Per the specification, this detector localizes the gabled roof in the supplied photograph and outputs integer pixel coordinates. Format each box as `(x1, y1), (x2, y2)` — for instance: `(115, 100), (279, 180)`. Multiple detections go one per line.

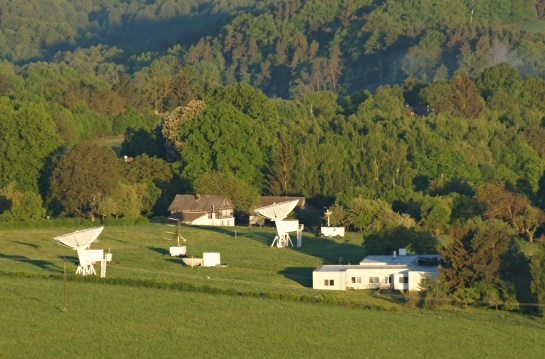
(256, 196), (305, 208)
(168, 194), (234, 212)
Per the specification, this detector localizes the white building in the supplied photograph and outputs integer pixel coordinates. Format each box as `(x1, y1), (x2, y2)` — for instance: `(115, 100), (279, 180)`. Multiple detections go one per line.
(168, 194), (235, 226)
(313, 249), (440, 291)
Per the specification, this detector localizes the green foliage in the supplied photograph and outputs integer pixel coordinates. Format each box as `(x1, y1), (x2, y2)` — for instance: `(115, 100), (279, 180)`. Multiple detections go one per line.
(325, 203), (348, 227)
(178, 101), (266, 190)
(0, 98), (62, 192)
(530, 241), (545, 315)
(413, 146), (481, 184)
(193, 171), (259, 213)
(121, 128), (163, 158)
(364, 226), (438, 255)
(439, 218), (524, 303)
(0, 183), (45, 221)
(418, 277), (450, 310)
(419, 196), (452, 234)
(453, 287), (480, 308)
(48, 141), (122, 219)
(113, 106), (144, 135)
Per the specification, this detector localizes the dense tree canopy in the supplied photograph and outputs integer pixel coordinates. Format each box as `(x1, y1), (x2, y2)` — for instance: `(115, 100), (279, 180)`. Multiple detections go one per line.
(0, 98), (61, 192)
(48, 142), (122, 220)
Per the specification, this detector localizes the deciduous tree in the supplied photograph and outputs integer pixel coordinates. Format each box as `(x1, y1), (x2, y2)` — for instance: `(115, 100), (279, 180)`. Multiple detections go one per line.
(48, 141), (122, 220)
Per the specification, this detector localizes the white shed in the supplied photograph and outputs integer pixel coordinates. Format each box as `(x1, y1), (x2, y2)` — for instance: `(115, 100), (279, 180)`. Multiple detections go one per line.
(203, 252), (221, 267)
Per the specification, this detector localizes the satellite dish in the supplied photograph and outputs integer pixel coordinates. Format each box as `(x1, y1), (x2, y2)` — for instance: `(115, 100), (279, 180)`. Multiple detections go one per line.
(53, 227), (107, 276)
(253, 199), (299, 248)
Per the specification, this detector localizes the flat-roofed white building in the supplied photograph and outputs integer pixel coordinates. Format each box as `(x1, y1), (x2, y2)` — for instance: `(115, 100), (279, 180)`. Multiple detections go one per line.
(313, 249), (440, 291)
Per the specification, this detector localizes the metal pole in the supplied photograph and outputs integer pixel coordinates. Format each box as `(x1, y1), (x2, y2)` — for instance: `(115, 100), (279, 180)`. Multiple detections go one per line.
(63, 257), (67, 312)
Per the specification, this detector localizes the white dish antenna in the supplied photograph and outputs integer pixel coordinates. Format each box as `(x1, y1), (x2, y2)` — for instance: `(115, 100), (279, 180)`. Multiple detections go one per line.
(53, 226), (104, 249)
(253, 199), (299, 248)
(53, 227), (110, 276)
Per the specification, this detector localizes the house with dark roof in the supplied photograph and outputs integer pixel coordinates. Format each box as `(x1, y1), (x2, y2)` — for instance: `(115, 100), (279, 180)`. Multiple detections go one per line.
(167, 194), (235, 226)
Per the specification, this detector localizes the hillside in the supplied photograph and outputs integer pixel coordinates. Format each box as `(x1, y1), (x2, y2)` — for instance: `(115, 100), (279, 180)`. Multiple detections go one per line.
(1, 224), (544, 358)
(3, 0), (545, 317)
(2, 0), (545, 97)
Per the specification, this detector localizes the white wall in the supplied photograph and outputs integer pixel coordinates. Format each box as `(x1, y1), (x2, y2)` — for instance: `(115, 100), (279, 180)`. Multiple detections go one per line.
(192, 215), (235, 226)
(313, 269), (346, 290)
(321, 227), (345, 237)
(313, 265), (439, 292)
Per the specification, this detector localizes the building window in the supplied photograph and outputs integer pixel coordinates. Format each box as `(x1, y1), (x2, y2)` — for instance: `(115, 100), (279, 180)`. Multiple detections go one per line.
(325, 279), (334, 286)
(399, 277), (408, 284)
(369, 277), (379, 284)
(385, 277), (391, 284)
(351, 277), (362, 284)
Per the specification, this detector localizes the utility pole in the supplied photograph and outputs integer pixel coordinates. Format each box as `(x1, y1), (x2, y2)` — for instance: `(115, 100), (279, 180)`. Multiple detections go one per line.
(63, 257), (67, 312)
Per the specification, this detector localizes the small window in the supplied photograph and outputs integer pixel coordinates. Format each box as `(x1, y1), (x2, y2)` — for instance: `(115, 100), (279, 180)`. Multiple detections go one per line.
(369, 277), (374, 284)
(324, 279), (329, 286)
(399, 277), (408, 284)
(329, 279), (334, 286)
(399, 277), (404, 284)
(356, 277), (361, 284)
(373, 277), (379, 284)
(351, 277), (356, 283)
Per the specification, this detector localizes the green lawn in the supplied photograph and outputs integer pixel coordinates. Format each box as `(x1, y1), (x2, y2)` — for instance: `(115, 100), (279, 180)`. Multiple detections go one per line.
(507, 20), (545, 33)
(1, 224), (544, 358)
(93, 136), (124, 155)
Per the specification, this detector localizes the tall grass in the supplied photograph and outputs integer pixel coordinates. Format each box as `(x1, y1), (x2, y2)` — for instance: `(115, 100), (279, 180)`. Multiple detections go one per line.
(2, 276), (544, 358)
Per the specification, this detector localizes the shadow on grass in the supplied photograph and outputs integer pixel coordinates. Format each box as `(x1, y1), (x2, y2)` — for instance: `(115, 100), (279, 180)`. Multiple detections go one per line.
(12, 241), (40, 249)
(195, 225), (274, 246)
(0, 253), (60, 272)
(296, 234), (365, 265)
(164, 258), (185, 266)
(148, 247), (170, 256)
(194, 225), (241, 237)
(278, 267), (314, 287)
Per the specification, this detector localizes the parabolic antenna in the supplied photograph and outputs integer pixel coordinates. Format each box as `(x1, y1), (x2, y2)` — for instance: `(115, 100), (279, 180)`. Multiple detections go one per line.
(53, 226), (104, 249)
(253, 199), (299, 248)
(53, 226), (109, 276)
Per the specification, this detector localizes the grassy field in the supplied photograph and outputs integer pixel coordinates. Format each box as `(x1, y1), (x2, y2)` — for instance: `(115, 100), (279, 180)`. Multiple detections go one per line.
(93, 136), (124, 155)
(507, 20), (545, 33)
(1, 224), (545, 358)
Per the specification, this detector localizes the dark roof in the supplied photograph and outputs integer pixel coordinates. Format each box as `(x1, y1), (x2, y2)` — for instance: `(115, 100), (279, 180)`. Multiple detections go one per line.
(168, 194), (235, 212)
(257, 196), (305, 208)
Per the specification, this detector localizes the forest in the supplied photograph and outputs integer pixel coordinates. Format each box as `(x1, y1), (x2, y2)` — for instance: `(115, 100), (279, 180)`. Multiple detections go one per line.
(2, 0), (545, 313)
